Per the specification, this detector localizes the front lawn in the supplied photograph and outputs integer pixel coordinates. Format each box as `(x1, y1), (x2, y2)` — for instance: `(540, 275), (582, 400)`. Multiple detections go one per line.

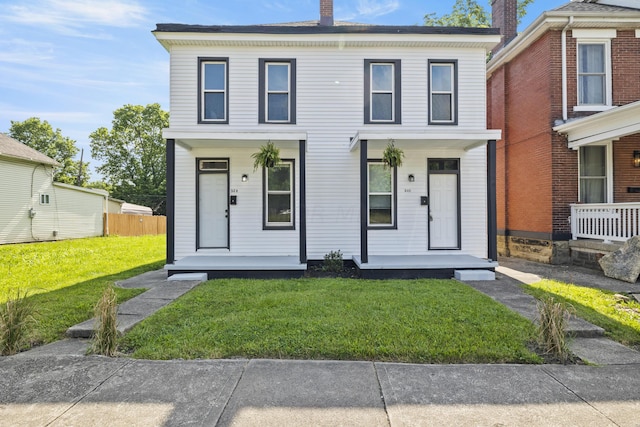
(524, 279), (640, 349)
(121, 278), (541, 364)
(0, 235), (165, 348)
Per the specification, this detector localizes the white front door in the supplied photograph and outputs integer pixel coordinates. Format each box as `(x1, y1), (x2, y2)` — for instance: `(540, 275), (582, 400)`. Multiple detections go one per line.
(198, 173), (228, 248)
(429, 165), (459, 249)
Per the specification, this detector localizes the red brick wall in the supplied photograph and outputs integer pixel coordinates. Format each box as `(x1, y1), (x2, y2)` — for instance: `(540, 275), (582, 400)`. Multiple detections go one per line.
(489, 32), (556, 235)
(614, 135), (640, 203)
(612, 31), (640, 105)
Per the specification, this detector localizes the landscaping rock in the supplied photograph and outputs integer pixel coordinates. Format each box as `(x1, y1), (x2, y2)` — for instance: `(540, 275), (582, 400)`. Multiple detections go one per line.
(598, 235), (640, 283)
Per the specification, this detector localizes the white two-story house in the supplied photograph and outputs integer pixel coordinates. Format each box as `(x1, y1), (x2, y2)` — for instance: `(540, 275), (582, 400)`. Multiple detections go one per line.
(155, 0), (502, 279)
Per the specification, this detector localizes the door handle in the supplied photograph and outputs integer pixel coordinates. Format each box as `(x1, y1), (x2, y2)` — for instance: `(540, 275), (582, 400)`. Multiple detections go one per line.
(225, 209), (228, 218)
(429, 214), (433, 222)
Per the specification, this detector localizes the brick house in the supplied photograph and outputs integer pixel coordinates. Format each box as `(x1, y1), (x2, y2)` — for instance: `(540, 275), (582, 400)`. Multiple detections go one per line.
(487, 0), (640, 265)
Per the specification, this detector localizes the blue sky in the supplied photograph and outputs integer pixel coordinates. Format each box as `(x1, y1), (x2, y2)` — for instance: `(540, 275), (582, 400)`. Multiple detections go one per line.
(0, 0), (564, 179)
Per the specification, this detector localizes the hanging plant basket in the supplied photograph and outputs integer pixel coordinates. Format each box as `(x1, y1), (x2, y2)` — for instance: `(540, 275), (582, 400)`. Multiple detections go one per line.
(382, 141), (404, 168)
(251, 141), (281, 171)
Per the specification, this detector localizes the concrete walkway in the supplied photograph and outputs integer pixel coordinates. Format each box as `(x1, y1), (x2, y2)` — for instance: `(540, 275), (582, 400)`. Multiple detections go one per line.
(2, 258), (640, 426)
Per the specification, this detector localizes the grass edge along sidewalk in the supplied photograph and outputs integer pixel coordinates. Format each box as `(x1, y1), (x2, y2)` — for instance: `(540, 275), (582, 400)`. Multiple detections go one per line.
(0, 235), (165, 350)
(121, 278), (542, 364)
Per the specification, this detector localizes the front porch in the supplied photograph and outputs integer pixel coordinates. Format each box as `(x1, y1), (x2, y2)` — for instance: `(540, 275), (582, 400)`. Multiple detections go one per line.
(571, 203), (640, 243)
(353, 254), (498, 279)
(166, 254), (498, 280)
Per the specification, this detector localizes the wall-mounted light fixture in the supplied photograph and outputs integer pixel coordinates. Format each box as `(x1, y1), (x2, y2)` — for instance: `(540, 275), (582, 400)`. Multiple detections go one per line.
(408, 174), (415, 182)
(634, 151), (640, 168)
(242, 174), (248, 182)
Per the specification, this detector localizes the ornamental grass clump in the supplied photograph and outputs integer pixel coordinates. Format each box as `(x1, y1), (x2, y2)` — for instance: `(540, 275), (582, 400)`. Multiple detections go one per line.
(91, 285), (119, 356)
(0, 290), (36, 356)
(537, 296), (573, 363)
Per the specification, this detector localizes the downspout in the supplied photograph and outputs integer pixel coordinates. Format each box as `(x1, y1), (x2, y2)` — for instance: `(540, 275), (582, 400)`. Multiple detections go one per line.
(561, 16), (574, 121)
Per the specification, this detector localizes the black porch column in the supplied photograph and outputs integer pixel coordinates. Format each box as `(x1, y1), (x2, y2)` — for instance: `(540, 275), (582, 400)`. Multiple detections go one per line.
(360, 139), (368, 264)
(487, 139), (498, 261)
(166, 138), (175, 265)
(299, 139), (307, 264)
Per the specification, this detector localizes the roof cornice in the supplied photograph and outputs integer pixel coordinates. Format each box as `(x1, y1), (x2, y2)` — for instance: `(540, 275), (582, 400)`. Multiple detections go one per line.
(487, 10), (640, 76)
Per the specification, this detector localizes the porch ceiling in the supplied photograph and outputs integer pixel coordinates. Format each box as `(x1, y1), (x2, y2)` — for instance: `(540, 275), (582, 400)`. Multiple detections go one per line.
(163, 129), (307, 150)
(349, 129), (502, 152)
(554, 101), (640, 149)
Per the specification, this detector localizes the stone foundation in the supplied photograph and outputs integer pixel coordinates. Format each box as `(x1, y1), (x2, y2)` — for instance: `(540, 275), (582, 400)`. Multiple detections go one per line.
(499, 236), (570, 265)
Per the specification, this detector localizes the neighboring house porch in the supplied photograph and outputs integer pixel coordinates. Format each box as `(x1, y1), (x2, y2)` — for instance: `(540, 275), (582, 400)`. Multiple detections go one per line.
(555, 101), (640, 243)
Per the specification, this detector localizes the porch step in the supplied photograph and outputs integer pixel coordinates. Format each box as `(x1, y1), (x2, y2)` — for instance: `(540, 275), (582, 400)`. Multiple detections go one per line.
(168, 273), (208, 282)
(454, 270), (495, 281)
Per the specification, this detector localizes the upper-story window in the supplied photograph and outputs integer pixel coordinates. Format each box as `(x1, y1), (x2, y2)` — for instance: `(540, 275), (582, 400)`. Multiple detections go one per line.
(364, 60), (401, 124)
(429, 60), (458, 125)
(199, 58), (229, 123)
(259, 59), (296, 124)
(577, 42), (609, 107)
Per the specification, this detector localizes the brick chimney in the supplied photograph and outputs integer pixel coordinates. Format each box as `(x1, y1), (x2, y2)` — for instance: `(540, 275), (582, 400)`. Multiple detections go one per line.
(320, 0), (334, 26)
(491, 0), (517, 54)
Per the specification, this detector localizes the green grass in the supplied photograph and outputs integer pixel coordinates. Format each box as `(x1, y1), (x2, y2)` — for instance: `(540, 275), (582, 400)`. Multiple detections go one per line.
(121, 278), (541, 364)
(0, 235), (166, 349)
(524, 279), (640, 349)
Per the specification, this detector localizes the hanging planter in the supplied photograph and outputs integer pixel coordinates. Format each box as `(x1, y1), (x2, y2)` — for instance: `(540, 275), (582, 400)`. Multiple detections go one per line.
(382, 140), (404, 168)
(251, 141), (281, 171)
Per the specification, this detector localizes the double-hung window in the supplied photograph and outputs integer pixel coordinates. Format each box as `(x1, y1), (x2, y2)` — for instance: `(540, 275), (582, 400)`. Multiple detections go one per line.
(364, 60), (401, 124)
(429, 60), (457, 125)
(259, 59), (296, 124)
(577, 43), (608, 106)
(264, 161), (294, 229)
(368, 162), (396, 228)
(199, 58), (228, 123)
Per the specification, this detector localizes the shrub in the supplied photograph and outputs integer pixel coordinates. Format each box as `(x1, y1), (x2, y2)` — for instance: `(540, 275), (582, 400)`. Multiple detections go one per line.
(537, 297), (573, 363)
(0, 290), (36, 356)
(91, 285), (119, 356)
(322, 250), (344, 273)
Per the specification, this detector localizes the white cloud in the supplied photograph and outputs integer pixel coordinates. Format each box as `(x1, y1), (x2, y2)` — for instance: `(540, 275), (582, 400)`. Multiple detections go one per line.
(3, 0), (148, 35)
(356, 0), (400, 18)
(0, 39), (55, 64)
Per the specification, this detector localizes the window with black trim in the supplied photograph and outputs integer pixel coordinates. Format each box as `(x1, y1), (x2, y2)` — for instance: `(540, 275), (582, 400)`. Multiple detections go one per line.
(264, 161), (294, 229)
(259, 59), (296, 124)
(368, 162), (396, 228)
(364, 60), (401, 124)
(429, 60), (457, 125)
(198, 58), (228, 123)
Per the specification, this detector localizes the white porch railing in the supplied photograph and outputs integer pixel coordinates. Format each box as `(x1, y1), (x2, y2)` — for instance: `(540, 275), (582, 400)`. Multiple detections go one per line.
(571, 203), (640, 242)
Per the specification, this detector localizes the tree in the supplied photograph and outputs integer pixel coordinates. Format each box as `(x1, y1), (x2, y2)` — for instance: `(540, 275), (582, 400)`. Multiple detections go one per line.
(9, 118), (89, 185)
(90, 104), (169, 215)
(424, 0), (533, 27)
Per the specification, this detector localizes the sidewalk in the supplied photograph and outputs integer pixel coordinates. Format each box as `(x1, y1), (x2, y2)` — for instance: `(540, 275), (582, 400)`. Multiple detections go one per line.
(1, 258), (640, 426)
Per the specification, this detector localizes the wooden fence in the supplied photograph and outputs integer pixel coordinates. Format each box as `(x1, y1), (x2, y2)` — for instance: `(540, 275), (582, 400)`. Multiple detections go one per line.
(104, 213), (166, 236)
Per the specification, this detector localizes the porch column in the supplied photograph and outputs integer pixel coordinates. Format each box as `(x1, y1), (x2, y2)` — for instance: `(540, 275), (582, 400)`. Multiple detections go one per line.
(166, 138), (175, 265)
(299, 139), (307, 264)
(360, 139), (368, 263)
(487, 139), (498, 261)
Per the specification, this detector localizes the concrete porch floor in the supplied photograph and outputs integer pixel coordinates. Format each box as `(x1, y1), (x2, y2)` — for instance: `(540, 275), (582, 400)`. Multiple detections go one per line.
(353, 254), (498, 279)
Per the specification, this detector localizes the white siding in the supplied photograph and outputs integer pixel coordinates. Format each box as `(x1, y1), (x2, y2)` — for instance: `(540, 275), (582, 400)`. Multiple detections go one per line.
(53, 184), (105, 239)
(168, 42), (492, 260)
(0, 159), (56, 244)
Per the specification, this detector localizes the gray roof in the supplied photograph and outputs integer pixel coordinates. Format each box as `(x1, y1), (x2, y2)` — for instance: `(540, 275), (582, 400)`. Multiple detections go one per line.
(154, 23), (500, 36)
(553, 1), (640, 12)
(0, 133), (60, 166)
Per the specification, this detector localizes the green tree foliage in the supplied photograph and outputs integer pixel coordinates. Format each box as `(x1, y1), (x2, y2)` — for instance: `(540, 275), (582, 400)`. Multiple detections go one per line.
(90, 104), (169, 215)
(9, 118), (88, 185)
(424, 0), (533, 27)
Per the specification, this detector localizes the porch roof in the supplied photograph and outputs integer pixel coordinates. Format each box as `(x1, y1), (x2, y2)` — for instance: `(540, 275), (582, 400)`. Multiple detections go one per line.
(553, 100), (640, 149)
(162, 128), (307, 150)
(349, 129), (502, 152)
